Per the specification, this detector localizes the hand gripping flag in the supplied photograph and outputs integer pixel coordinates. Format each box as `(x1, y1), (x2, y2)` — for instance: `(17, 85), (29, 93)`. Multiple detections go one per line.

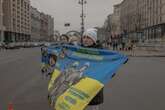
(41, 45), (128, 110)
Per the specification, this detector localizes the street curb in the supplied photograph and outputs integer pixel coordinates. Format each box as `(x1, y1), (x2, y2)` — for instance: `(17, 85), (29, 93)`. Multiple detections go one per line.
(127, 55), (165, 57)
(118, 51), (165, 58)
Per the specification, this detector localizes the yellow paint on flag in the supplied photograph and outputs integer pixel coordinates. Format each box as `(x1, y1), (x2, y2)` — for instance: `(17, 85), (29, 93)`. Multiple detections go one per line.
(55, 77), (104, 110)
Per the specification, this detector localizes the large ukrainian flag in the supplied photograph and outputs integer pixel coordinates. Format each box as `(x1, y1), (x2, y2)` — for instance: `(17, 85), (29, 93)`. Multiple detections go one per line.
(42, 45), (128, 110)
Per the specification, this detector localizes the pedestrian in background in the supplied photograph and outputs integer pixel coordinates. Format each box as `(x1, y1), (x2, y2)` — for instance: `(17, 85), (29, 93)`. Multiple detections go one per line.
(69, 35), (81, 46)
(60, 34), (69, 44)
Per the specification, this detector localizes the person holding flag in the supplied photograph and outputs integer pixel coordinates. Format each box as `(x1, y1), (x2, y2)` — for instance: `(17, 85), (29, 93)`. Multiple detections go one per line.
(43, 27), (128, 110)
(82, 28), (104, 110)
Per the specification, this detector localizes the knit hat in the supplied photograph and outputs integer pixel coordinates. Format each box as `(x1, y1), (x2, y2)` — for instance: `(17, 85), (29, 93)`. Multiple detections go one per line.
(83, 28), (97, 43)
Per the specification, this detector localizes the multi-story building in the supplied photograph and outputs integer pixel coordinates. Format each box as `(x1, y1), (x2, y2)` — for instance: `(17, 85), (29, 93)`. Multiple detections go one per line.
(31, 7), (54, 41)
(3, 0), (31, 43)
(160, 0), (165, 39)
(162, 0), (165, 23)
(120, 0), (138, 33)
(31, 6), (41, 41)
(47, 15), (54, 41)
(119, 0), (165, 41)
(103, 16), (110, 32)
(104, 3), (122, 35)
(110, 4), (121, 35)
(143, 0), (162, 40)
(0, 0), (5, 42)
(40, 12), (48, 41)
(39, 13), (54, 41)
(103, 3), (122, 43)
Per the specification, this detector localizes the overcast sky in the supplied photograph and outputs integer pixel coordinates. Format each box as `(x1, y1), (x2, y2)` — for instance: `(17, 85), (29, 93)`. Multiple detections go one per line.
(31, 0), (122, 33)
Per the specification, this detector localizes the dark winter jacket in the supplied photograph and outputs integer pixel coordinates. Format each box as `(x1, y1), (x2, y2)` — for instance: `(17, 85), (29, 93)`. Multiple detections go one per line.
(82, 42), (104, 105)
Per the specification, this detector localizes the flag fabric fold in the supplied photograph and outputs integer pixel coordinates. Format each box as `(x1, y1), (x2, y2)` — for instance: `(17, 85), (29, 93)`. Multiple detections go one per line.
(41, 45), (128, 110)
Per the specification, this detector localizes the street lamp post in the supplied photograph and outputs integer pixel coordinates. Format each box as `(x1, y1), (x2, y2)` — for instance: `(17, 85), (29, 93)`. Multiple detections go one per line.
(78, 0), (87, 36)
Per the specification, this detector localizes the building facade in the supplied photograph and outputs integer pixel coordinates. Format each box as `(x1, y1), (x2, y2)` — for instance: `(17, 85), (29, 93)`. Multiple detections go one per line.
(3, 0), (31, 43)
(39, 13), (54, 41)
(119, 0), (165, 41)
(103, 16), (111, 32)
(162, 0), (165, 23)
(47, 15), (54, 40)
(31, 7), (54, 41)
(111, 4), (121, 35)
(104, 3), (122, 36)
(31, 6), (41, 41)
(162, 0), (165, 40)
(0, 0), (5, 42)
(120, 0), (137, 33)
(40, 13), (48, 41)
(143, 0), (162, 40)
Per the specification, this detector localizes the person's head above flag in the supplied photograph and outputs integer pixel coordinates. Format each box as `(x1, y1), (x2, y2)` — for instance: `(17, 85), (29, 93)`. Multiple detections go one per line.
(60, 34), (69, 44)
(82, 28), (98, 47)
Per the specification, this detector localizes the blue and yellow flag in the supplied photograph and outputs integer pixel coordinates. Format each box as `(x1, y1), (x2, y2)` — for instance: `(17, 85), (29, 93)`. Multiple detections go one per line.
(41, 45), (128, 110)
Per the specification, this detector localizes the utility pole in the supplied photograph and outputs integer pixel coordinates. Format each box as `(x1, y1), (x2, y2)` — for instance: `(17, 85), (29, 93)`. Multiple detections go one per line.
(78, 0), (87, 36)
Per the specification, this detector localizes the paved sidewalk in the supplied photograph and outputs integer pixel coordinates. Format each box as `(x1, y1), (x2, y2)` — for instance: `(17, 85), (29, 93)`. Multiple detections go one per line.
(119, 49), (165, 57)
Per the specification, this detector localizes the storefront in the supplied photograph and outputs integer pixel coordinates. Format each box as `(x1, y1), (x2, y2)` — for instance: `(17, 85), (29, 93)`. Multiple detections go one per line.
(4, 31), (31, 43)
(0, 30), (3, 42)
(143, 23), (165, 41)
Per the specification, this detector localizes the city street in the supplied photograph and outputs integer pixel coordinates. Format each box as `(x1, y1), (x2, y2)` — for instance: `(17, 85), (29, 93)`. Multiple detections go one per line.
(0, 48), (165, 110)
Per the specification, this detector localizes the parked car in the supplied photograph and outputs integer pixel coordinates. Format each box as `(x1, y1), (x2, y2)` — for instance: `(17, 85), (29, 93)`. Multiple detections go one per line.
(0, 43), (3, 50)
(5, 43), (20, 49)
(44, 42), (51, 47)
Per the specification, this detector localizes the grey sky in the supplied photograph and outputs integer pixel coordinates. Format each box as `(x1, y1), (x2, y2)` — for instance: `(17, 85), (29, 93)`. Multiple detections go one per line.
(31, 0), (122, 33)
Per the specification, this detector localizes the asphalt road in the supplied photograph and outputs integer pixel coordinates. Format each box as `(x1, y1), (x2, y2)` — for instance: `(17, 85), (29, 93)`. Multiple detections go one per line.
(0, 48), (165, 110)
